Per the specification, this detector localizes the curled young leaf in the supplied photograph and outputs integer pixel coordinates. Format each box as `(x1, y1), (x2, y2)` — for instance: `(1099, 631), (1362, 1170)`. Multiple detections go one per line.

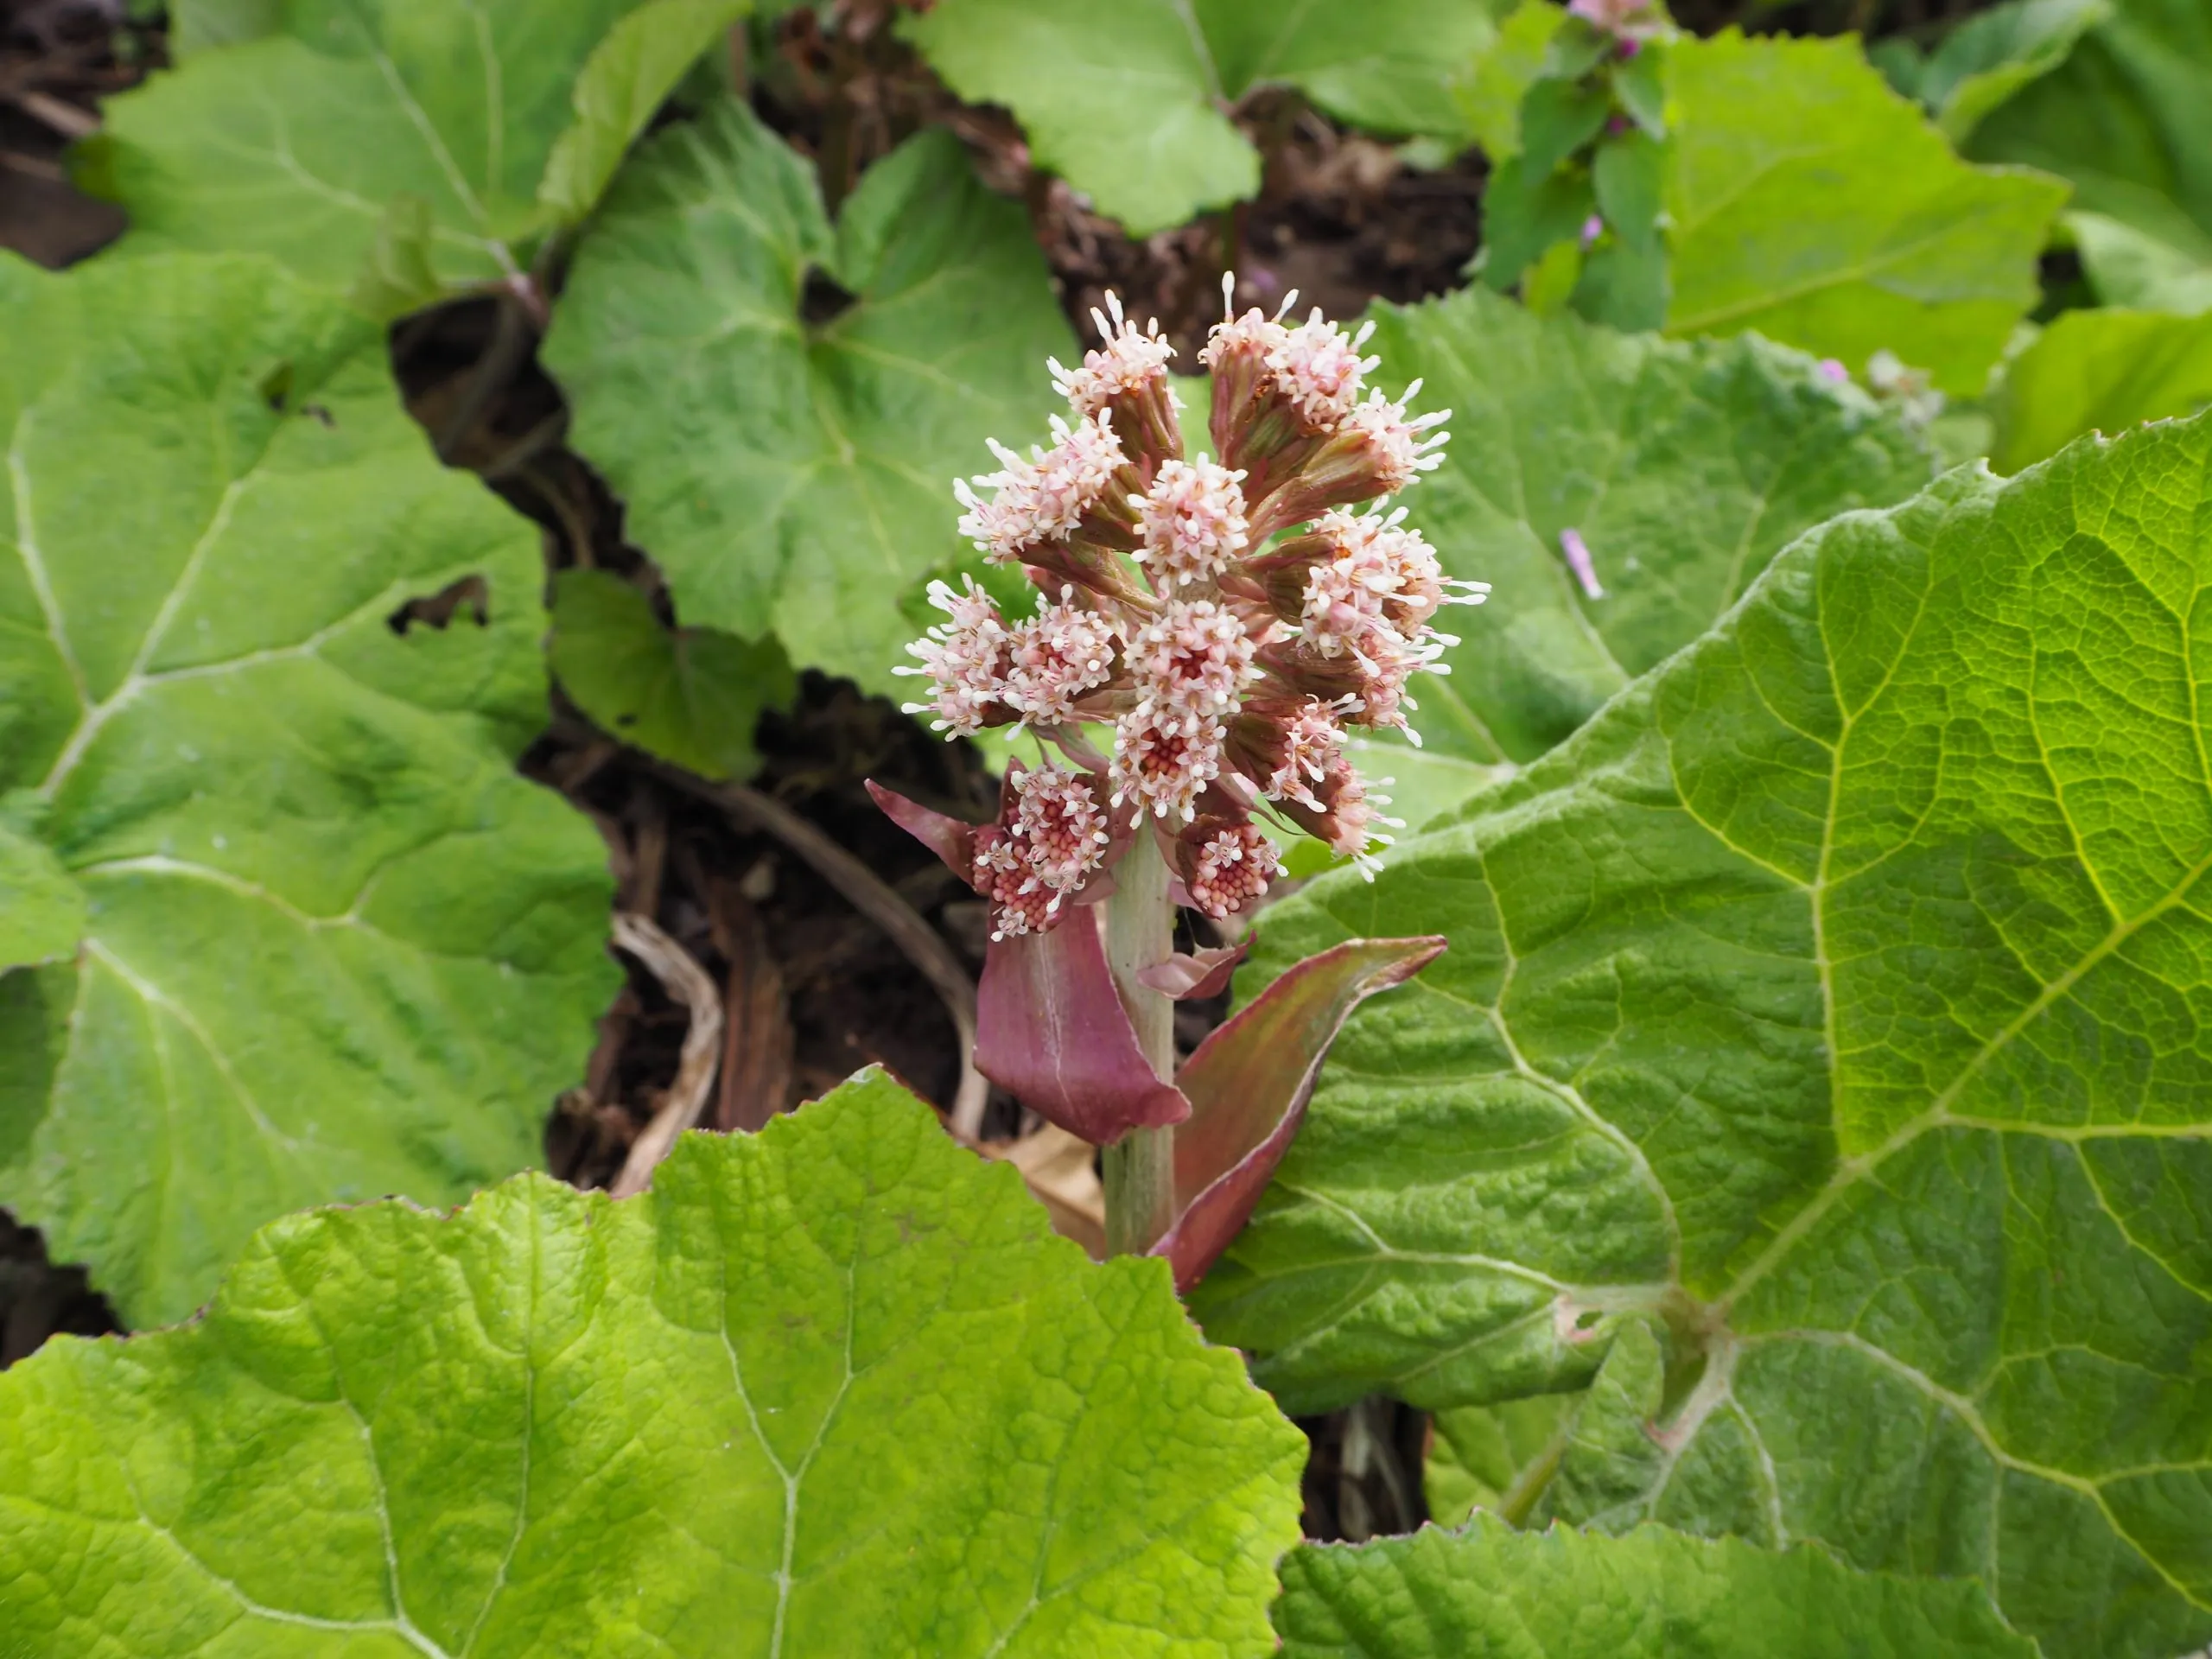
(865, 778), (980, 886)
(1135, 940), (1250, 1001)
(1152, 936), (1446, 1292)
(974, 909), (1192, 1146)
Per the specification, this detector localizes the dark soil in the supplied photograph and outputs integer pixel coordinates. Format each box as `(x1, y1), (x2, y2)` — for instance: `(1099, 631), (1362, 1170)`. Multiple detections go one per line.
(0, 0), (2019, 1545)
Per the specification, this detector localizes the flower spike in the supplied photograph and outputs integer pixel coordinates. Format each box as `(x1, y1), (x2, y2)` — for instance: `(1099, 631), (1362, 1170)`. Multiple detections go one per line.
(880, 279), (1470, 1211)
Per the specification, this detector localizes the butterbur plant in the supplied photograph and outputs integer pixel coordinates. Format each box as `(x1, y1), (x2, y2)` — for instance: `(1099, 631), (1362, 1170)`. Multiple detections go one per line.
(870, 281), (1465, 1269)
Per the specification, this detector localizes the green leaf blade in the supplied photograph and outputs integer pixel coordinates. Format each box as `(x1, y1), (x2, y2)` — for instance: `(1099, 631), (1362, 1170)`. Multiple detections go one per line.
(1992, 306), (2212, 471)
(1969, 0), (2212, 254)
(544, 101), (1076, 697)
(1365, 287), (1935, 768)
(0, 1070), (1306, 1656)
(86, 0), (658, 300)
(550, 569), (792, 779)
(0, 824), (83, 972)
(0, 251), (615, 1327)
(1274, 1520), (2041, 1659)
(1199, 412), (2212, 1657)
(537, 0), (751, 226)
(901, 0), (1255, 238)
(903, 0), (1501, 236)
(1664, 32), (2069, 395)
(1918, 0), (2112, 143)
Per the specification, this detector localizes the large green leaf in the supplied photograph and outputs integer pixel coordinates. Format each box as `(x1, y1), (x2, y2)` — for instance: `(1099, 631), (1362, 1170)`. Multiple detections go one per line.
(79, 0), (742, 307)
(1274, 1520), (2039, 1658)
(0, 1069), (1306, 1657)
(901, 0), (1507, 238)
(1664, 32), (2069, 395)
(549, 568), (793, 780)
(0, 251), (615, 1328)
(1195, 412), (2212, 1657)
(1363, 287), (1934, 769)
(1991, 306), (2212, 472)
(1970, 0), (2212, 249)
(1971, 0), (2212, 320)
(543, 98), (1075, 698)
(1875, 0), (2110, 144)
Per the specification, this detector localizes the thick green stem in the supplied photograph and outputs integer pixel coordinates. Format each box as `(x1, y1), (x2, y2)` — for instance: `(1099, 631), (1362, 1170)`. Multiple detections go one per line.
(1102, 831), (1178, 1255)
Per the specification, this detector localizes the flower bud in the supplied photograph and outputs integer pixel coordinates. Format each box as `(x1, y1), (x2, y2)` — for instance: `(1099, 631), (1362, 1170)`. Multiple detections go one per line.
(1109, 702), (1226, 823)
(1170, 814), (1282, 920)
(1224, 695), (1348, 810)
(1275, 747), (1401, 869)
(1243, 386), (1451, 539)
(1003, 589), (1122, 728)
(1198, 284), (1331, 492)
(973, 760), (1116, 939)
(1128, 599), (1260, 724)
(955, 411), (1146, 564)
(893, 576), (1017, 734)
(1133, 456), (1250, 590)
(1051, 292), (1184, 478)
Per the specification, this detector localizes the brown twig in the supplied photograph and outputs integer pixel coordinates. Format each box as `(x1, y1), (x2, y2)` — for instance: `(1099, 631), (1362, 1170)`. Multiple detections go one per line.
(514, 461), (598, 569)
(709, 880), (796, 1132)
(434, 291), (535, 462)
(10, 88), (98, 141)
(646, 760), (990, 1141)
(607, 912), (725, 1198)
(478, 408), (569, 482)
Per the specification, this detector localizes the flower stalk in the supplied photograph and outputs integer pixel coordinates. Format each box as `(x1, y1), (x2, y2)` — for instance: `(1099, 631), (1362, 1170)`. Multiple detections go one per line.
(872, 280), (1475, 1283)
(1101, 831), (1177, 1255)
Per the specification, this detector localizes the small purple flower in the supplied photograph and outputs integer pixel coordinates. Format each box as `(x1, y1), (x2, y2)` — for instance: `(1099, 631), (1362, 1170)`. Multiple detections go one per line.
(1560, 528), (1605, 601)
(1580, 213), (1605, 251)
(1817, 358), (1849, 385)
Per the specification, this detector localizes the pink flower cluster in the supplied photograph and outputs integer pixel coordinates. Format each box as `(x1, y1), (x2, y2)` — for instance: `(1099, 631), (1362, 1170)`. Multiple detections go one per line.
(898, 279), (1487, 935)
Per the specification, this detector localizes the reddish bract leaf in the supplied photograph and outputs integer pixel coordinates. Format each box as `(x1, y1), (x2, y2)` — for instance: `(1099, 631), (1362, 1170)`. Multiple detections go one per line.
(866, 779), (979, 884)
(975, 907), (1192, 1145)
(1136, 941), (1250, 1001)
(1152, 936), (1446, 1292)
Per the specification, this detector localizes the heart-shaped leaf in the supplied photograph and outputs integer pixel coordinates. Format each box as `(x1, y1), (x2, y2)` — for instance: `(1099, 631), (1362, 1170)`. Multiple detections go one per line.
(902, 0), (1507, 237)
(1362, 286), (1936, 769)
(0, 251), (615, 1328)
(1274, 1519), (2038, 1658)
(0, 1069), (1306, 1657)
(1666, 32), (2069, 393)
(543, 97), (1076, 697)
(1196, 412), (2212, 1658)
(79, 0), (741, 308)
